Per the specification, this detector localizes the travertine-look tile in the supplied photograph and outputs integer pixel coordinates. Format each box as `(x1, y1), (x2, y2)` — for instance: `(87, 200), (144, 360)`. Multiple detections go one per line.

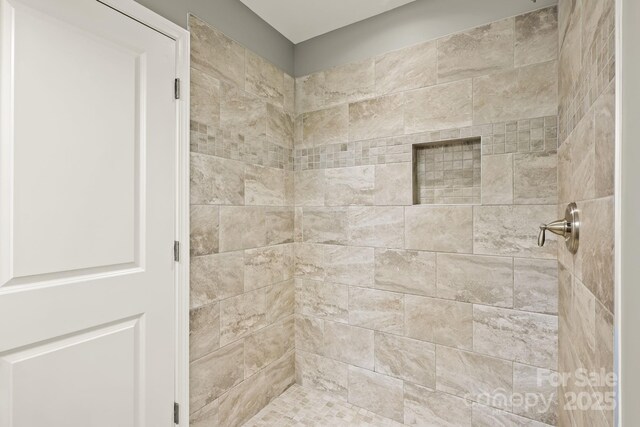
(324, 245), (374, 287)
(265, 207), (294, 245)
(263, 351), (295, 402)
(325, 166), (374, 206)
(405, 295), (473, 350)
(218, 370), (267, 427)
(349, 94), (404, 141)
(190, 154), (244, 205)
(295, 315), (324, 353)
(283, 73), (295, 113)
(189, 400), (218, 426)
(474, 305), (558, 369)
(301, 207), (348, 245)
(582, 0), (613, 62)
(190, 252), (244, 309)
(266, 103), (293, 148)
(374, 163), (413, 205)
(437, 18), (514, 83)
(568, 109), (595, 201)
(472, 403), (552, 427)
(219, 206), (266, 251)
(294, 243), (324, 280)
(348, 206), (404, 248)
(295, 73), (325, 114)
(374, 332), (435, 388)
(558, 0), (582, 103)
(295, 350), (349, 399)
(324, 321), (374, 369)
(436, 345), (513, 410)
(473, 61), (558, 125)
(375, 40), (437, 94)
(244, 318), (294, 377)
(190, 302), (220, 361)
(295, 170), (325, 206)
(302, 105), (349, 147)
(374, 248), (436, 296)
(594, 82), (615, 198)
(404, 79), (473, 133)
(189, 16), (244, 87)
(482, 154), (514, 205)
(404, 383), (472, 427)
(189, 340), (244, 413)
(437, 253), (514, 307)
(295, 279), (348, 323)
(514, 258), (558, 315)
(349, 287), (404, 334)
(244, 245), (293, 292)
(245, 164), (287, 206)
(323, 59), (375, 106)
(245, 50), (284, 107)
(515, 7), (559, 67)
(473, 205), (558, 258)
(513, 363), (558, 424)
(220, 82), (267, 145)
(405, 205), (473, 253)
(514, 151), (558, 204)
(219, 289), (267, 346)
(266, 280), (294, 323)
(348, 366), (404, 422)
(191, 67), (220, 129)
(190, 205), (219, 256)
(294, 207), (303, 242)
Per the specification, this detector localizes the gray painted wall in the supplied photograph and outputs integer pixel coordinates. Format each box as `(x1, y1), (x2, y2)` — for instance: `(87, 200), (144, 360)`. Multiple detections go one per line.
(294, 0), (557, 76)
(134, 0), (295, 75)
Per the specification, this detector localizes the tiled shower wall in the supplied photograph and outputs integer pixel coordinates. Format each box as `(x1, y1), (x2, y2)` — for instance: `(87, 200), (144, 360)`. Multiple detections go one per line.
(294, 6), (562, 426)
(557, 0), (616, 425)
(188, 15), (296, 427)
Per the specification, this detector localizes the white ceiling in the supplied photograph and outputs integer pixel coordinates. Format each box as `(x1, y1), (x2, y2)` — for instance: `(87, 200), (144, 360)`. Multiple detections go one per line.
(238, 0), (417, 44)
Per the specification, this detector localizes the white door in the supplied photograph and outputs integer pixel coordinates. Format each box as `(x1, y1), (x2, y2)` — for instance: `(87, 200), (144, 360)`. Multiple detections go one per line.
(0, 0), (178, 425)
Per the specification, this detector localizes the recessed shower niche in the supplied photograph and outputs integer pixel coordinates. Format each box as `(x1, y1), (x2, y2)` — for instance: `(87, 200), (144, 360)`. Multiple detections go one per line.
(412, 137), (481, 205)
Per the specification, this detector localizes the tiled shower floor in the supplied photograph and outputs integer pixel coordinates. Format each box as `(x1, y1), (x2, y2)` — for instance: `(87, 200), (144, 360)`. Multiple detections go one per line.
(242, 384), (403, 427)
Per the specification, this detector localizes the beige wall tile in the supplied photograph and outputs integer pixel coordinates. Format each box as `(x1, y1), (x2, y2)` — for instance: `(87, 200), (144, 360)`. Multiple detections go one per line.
(190, 205), (219, 256)
(295, 350), (348, 399)
(324, 245), (374, 287)
(283, 73), (295, 114)
(569, 111), (595, 202)
(404, 79), (473, 133)
(323, 321), (374, 369)
(190, 340), (244, 413)
(295, 73), (325, 114)
(263, 351), (296, 402)
(191, 67), (220, 129)
(294, 207), (303, 242)
(189, 16), (245, 88)
(405, 383), (472, 426)
(405, 205), (473, 253)
(266, 280), (295, 323)
(437, 18), (514, 83)
(245, 50), (284, 107)
(190, 154), (244, 205)
(514, 258), (558, 315)
(436, 345), (513, 410)
(582, 0), (614, 62)
(374, 163), (413, 206)
(473, 61), (558, 125)
(190, 252), (244, 309)
(325, 166), (374, 206)
(514, 151), (558, 204)
(190, 302), (220, 362)
(348, 366), (404, 422)
(189, 400), (218, 426)
(513, 363), (558, 424)
(375, 40), (437, 95)
(218, 370), (267, 427)
(219, 206), (266, 251)
(594, 83), (615, 198)
(245, 164), (287, 206)
(293, 243), (325, 280)
(295, 170), (325, 206)
(220, 289), (267, 346)
(295, 315), (324, 354)
(481, 154), (514, 205)
(515, 7), (559, 67)
(472, 403), (551, 427)
(473, 205), (558, 258)
(265, 207), (294, 245)
(220, 83), (267, 144)
(437, 253), (513, 307)
(348, 206), (404, 248)
(244, 318), (294, 377)
(405, 295), (473, 349)
(474, 305), (558, 369)
(302, 105), (349, 147)
(266, 103), (293, 148)
(244, 245), (293, 292)
(349, 94), (404, 141)
(302, 207), (348, 245)
(374, 332), (435, 388)
(374, 248), (436, 296)
(558, 0), (582, 103)
(323, 59), (375, 106)
(295, 279), (348, 322)
(557, 139), (572, 204)
(349, 287), (404, 334)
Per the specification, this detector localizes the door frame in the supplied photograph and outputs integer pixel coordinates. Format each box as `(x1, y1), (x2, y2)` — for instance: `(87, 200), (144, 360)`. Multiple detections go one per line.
(95, 0), (190, 424)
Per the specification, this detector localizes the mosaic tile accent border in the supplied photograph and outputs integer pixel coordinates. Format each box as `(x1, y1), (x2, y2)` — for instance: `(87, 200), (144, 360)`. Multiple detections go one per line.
(558, 7), (615, 144)
(293, 116), (558, 171)
(190, 120), (294, 170)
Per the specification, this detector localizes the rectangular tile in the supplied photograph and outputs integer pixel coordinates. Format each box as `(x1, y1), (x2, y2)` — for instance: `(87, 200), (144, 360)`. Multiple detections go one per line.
(514, 258), (558, 315)
(245, 164), (287, 206)
(191, 67), (220, 129)
(348, 366), (404, 422)
(244, 318), (294, 377)
(405, 205), (473, 253)
(293, 243), (325, 280)
(220, 83), (266, 145)
(325, 166), (374, 206)
(349, 94), (404, 141)
(481, 154), (513, 205)
(218, 206), (266, 252)
(324, 321), (374, 369)
(245, 50), (284, 107)
(190, 205), (219, 256)
(513, 151), (558, 204)
(375, 248), (436, 296)
(294, 170), (325, 206)
(404, 383), (472, 427)
(349, 287), (404, 334)
(404, 79), (473, 133)
(513, 363), (558, 425)
(266, 103), (293, 148)
(266, 279), (295, 323)
(472, 403), (552, 427)
(295, 315), (324, 354)
(405, 295), (473, 350)
(295, 72), (325, 114)
(218, 371), (267, 427)
(374, 163), (413, 206)
(265, 207), (294, 245)
(302, 207), (348, 244)
(374, 332), (435, 388)
(324, 245), (374, 287)
(323, 59), (375, 106)
(375, 40), (437, 94)
(348, 206), (404, 248)
(302, 105), (349, 147)
(190, 252), (244, 309)
(515, 7), (559, 67)
(190, 154), (244, 205)
(244, 245), (293, 292)
(295, 279), (348, 323)
(295, 350), (348, 399)
(220, 289), (267, 346)
(190, 302), (220, 361)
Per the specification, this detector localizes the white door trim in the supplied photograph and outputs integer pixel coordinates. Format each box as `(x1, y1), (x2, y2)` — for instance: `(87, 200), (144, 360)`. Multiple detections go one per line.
(94, 1), (190, 424)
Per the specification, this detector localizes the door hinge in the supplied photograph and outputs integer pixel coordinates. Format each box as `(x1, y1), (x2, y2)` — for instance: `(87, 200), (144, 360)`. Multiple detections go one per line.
(173, 402), (180, 424)
(173, 241), (180, 262)
(174, 78), (180, 99)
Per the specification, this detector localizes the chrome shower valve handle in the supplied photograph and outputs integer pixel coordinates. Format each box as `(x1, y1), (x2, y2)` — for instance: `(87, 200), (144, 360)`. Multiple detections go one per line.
(537, 202), (580, 254)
